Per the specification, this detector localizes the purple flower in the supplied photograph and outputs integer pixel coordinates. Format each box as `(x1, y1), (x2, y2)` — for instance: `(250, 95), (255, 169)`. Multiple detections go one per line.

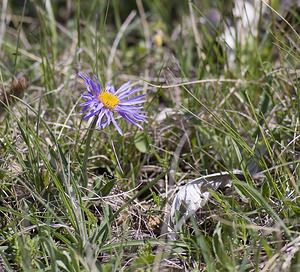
(79, 73), (147, 135)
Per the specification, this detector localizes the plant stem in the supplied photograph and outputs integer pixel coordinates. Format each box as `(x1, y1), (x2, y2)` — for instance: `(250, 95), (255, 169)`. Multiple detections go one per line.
(81, 116), (97, 188)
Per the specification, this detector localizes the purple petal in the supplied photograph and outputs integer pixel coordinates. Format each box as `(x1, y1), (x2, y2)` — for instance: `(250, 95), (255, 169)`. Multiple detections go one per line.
(118, 87), (141, 99)
(83, 110), (98, 120)
(78, 73), (90, 82)
(111, 115), (123, 135)
(119, 100), (146, 106)
(114, 81), (132, 95)
(131, 113), (147, 121)
(105, 83), (116, 93)
(119, 112), (144, 130)
(96, 109), (107, 128)
(119, 94), (146, 105)
(79, 73), (101, 96)
(116, 105), (144, 112)
(80, 101), (91, 107)
(102, 112), (112, 128)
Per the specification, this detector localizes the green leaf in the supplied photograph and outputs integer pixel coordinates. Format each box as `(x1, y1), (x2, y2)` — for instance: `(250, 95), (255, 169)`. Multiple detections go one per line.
(134, 132), (149, 153)
(101, 180), (115, 197)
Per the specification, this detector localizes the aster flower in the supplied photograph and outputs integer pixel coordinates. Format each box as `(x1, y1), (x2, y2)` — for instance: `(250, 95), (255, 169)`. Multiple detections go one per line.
(79, 73), (147, 135)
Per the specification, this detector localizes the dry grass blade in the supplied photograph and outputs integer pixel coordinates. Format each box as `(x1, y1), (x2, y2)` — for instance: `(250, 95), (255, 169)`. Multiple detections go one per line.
(262, 235), (300, 272)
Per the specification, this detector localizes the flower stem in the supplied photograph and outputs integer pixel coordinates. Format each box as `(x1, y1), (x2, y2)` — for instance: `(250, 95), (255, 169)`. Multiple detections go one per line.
(81, 117), (97, 188)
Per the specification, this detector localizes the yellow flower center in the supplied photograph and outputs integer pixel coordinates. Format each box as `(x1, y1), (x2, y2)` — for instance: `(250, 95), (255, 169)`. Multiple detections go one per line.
(98, 91), (119, 110)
